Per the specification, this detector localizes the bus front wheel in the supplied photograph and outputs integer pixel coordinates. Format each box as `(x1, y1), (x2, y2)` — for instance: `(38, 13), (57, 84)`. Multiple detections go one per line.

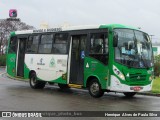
(123, 92), (136, 98)
(88, 79), (104, 98)
(29, 72), (46, 89)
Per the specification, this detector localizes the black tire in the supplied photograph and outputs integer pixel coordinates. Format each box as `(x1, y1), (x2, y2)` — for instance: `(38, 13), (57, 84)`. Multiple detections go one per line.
(58, 83), (70, 89)
(123, 92), (136, 98)
(29, 72), (46, 89)
(88, 79), (104, 98)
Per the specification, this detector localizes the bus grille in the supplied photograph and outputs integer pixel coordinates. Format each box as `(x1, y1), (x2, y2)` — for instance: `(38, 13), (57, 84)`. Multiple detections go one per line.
(129, 73), (146, 81)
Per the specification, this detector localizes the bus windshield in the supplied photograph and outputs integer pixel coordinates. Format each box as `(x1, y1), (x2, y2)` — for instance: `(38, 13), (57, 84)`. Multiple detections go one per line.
(114, 29), (153, 68)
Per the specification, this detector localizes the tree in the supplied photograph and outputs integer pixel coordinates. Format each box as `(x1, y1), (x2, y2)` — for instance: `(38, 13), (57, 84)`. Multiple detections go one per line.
(0, 19), (35, 54)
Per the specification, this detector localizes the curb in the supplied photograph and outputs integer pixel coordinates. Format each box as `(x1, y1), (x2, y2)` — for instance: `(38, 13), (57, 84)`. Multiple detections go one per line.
(6, 73), (29, 82)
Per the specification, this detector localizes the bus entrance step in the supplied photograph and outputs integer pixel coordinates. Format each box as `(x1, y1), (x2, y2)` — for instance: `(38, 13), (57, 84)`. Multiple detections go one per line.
(68, 84), (82, 89)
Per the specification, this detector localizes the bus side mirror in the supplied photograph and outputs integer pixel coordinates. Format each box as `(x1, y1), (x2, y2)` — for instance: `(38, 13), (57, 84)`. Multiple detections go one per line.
(113, 33), (118, 47)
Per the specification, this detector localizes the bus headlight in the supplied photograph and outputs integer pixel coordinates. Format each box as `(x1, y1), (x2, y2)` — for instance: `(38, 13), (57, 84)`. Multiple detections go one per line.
(113, 65), (125, 80)
(119, 74), (125, 80)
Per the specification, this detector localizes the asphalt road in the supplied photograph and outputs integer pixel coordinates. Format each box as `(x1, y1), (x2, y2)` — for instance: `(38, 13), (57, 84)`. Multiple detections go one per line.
(0, 68), (160, 120)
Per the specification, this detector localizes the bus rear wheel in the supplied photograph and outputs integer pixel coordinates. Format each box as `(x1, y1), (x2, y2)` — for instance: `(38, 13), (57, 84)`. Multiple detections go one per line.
(123, 92), (136, 98)
(88, 79), (104, 98)
(29, 72), (46, 89)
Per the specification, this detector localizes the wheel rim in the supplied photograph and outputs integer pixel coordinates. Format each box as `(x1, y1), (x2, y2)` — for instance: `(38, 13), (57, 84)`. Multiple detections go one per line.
(31, 76), (36, 86)
(90, 82), (100, 95)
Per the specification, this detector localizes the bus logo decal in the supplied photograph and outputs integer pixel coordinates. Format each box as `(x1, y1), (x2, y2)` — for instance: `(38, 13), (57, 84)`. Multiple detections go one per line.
(37, 58), (45, 65)
(49, 58), (55, 67)
(10, 57), (15, 62)
(137, 76), (141, 80)
(57, 59), (67, 67)
(86, 63), (89, 68)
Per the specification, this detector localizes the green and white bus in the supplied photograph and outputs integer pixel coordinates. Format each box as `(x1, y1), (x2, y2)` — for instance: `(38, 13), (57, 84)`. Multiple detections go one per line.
(6, 24), (154, 98)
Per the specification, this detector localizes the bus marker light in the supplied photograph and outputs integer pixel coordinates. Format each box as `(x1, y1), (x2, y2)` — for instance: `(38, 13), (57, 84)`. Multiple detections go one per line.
(62, 74), (67, 80)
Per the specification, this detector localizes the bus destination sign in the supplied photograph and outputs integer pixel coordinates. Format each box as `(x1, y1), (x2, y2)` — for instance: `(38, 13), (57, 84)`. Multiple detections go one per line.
(33, 28), (62, 33)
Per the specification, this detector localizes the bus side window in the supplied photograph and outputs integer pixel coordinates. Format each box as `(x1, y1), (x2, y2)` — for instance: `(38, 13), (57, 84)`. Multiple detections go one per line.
(38, 34), (53, 54)
(90, 34), (104, 54)
(26, 35), (39, 53)
(52, 33), (68, 54)
(89, 33), (109, 65)
(9, 36), (17, 53)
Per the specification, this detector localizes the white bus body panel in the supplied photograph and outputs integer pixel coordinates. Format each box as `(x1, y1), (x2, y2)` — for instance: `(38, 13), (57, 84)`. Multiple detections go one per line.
(25, 54), (68, 81)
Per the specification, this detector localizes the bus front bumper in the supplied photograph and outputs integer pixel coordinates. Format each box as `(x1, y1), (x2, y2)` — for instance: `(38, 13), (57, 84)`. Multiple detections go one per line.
(108, 75), (153, 92)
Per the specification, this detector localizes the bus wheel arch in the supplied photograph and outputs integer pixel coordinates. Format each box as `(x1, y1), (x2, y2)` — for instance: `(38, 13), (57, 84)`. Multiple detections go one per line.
(29, 70), (36, 79)
(86, 76), (104, 98)
(29, 70), (46, 89)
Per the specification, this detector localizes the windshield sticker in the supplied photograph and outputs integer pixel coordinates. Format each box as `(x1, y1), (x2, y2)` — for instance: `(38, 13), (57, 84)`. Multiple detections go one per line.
(121, 47), (126, 54)
(131, 49), (135, 55)
(126, 50), (131, 55)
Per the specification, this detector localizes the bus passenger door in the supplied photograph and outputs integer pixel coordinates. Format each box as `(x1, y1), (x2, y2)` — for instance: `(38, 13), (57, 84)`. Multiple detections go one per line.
(16, 37), (27, 77)
(69, 35), (87, 85)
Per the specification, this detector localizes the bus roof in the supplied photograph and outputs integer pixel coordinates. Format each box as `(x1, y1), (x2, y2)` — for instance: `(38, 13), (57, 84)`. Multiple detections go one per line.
(11, 24), (139, 35)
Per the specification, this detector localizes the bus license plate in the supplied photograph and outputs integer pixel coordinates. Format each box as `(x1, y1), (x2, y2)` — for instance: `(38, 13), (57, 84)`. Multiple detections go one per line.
(130, 86), (143, 91)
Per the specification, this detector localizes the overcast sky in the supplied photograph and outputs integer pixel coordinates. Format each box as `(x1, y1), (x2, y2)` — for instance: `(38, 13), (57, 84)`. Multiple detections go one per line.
(0, 0), (160, 42)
